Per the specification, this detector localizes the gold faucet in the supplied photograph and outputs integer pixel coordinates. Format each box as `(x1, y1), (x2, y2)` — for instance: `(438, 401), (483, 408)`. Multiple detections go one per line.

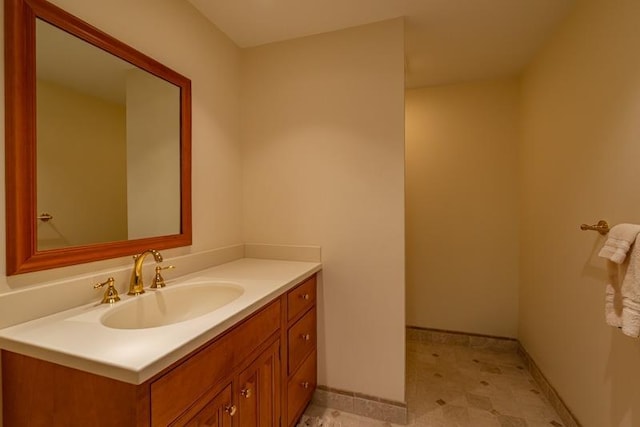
(128, 249), (163, 295)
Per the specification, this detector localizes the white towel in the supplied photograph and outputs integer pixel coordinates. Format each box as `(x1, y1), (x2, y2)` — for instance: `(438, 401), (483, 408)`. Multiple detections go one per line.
(599, 225), (640, 336)
(621, 236), (640, 337)
(598, 224), (640, 264)
(604, 264), (623, 328)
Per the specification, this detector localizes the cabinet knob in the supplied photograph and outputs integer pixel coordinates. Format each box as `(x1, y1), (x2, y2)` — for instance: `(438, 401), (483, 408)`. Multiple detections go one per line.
(224, 404), (237, 416)
(300, 293), (310, 300)
(241, 387), (252, 398)
(300, 333), (311, 341)
(301, 381), (310, 389)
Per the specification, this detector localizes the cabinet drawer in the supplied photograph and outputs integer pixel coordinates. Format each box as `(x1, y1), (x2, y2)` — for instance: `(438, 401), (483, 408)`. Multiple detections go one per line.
(287, 307), (316, 375)
(287, 275), (316, 322)
(151, 300), (281, 426)
(287, 352), (317, 427)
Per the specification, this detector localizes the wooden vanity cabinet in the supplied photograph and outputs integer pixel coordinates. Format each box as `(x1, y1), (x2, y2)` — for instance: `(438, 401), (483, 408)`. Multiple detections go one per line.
(180, 337), (280, 427)
(150, 300), (281, 426)
(1, 273), (318, 427)
(1, 351), (150, 426)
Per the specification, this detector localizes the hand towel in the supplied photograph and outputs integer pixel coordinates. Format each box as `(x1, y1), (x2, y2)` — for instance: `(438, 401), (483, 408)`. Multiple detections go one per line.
(621, 235), (640, 337)
(598, 224), (640, 264)
(598, 224), (640, 333)
(604, 263), (623, 328)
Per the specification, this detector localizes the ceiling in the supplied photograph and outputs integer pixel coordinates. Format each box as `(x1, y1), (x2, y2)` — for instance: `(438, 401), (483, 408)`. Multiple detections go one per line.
(188, 0), (576, 88)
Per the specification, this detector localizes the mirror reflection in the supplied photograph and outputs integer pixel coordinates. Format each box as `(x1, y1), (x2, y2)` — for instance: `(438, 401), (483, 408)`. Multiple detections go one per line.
(35, 19), (181, 250)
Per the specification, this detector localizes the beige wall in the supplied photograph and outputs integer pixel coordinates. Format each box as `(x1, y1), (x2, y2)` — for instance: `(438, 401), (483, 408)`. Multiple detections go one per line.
(36, 79), (128, 249)
(240, 19), (406, 401)
(520, 0), (640, 425)
(406, 78), (520, 338)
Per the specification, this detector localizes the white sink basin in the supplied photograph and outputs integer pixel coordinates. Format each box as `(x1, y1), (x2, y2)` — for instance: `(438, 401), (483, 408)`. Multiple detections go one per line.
(101, 282), (244, 329)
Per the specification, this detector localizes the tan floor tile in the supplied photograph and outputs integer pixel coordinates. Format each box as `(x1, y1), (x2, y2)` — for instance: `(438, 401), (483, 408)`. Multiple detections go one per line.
(305, 339), (564, 427)
(527, 421), (564, 427)
(495, 414), (528, 426)
(467, 407), (502, 427)
(441, 404), (470, 424)
(512, 388), (549, 408)
(465, 392), (493, 411)
(491, 396), (526, 418)
(518, 401), (562, 422)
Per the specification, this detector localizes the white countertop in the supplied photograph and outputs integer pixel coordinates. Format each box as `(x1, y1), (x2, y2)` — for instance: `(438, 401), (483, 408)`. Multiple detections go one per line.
(0, 258), (321, 384)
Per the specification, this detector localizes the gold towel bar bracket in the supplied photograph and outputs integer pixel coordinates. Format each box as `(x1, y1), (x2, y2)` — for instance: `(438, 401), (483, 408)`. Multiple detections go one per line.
(580, 220), (610, 235)
(37, 213), (53, 222)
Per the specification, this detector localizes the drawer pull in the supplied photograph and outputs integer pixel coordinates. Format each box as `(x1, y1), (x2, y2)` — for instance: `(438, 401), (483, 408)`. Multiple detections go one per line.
(241, 388), (252, 398)
(300, 293), (310, 300)
(224, 404), (237, 416)
(301, 381), (310, 389)
(300, 333), (311, 341)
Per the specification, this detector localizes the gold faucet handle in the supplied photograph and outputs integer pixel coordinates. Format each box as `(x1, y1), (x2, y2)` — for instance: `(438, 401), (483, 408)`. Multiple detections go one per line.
(151, 265), (175, 289)
(93, 277), (120, 304)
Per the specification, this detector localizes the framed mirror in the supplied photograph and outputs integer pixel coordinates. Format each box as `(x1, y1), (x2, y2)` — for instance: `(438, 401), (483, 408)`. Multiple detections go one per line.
(5, 0), (192, 275)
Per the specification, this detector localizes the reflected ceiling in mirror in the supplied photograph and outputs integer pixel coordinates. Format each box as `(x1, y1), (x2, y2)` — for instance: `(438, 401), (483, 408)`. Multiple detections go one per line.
(5, 0), (192, 275)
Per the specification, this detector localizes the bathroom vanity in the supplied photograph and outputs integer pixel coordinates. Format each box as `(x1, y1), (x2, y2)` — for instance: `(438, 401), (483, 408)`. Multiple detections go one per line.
(0, 259), (320, 426)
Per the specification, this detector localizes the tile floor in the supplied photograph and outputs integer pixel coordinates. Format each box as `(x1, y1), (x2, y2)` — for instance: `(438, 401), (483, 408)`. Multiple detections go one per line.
(302, 338), (565, 427)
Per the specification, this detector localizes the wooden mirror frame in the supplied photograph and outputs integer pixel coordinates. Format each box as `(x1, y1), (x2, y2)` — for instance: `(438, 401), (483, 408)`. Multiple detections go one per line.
(5, 0), (192, 275)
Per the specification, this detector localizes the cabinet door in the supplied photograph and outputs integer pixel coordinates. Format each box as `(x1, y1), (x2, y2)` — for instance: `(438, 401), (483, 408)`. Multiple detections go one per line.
(185, 384), (233, 427)
(237, 341), (281, 427)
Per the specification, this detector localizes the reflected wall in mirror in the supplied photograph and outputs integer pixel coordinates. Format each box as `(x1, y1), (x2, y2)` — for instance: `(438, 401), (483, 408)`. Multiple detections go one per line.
(5, 0), (192, 275)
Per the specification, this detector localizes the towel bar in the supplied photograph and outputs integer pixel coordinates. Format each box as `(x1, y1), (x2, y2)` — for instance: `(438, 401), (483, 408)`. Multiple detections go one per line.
(580, 220), (609, 235)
